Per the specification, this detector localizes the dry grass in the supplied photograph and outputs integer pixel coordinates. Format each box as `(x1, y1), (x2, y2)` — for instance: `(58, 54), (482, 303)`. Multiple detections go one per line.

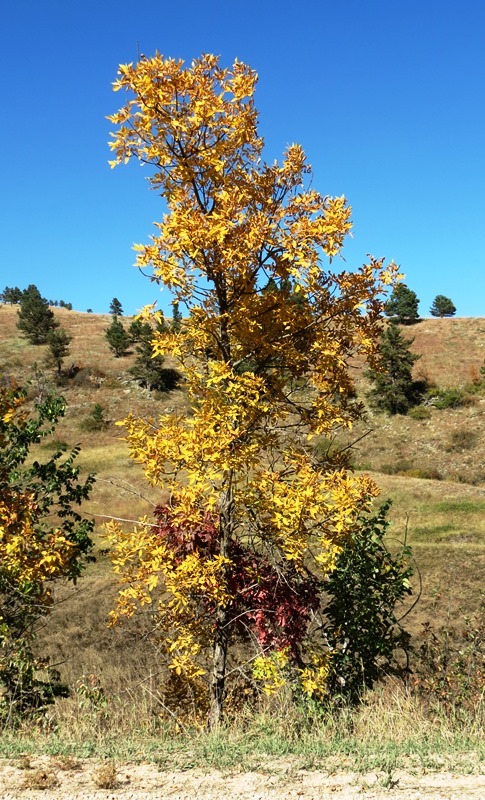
(21, 768), (60, 790)
(92, 760), (118, 789)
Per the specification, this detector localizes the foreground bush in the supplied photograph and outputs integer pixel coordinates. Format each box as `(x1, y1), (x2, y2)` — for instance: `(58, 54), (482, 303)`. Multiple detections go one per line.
(0, 380), (95, 724)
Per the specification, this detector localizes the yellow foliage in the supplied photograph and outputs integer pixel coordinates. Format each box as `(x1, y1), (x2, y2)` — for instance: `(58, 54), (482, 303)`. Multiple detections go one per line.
(107, 53), (398, 710)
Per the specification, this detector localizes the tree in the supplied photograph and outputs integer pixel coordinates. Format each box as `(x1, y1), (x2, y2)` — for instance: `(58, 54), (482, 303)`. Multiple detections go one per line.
(106, 53), (402, 727)
(109, 297), (123, 316)
(0, 381), (94, 719)
(1, 287), (23, 304)
(45, 327), (72, 374)
(366, 323), (425, 414)
(430, 294), (456, 318)
(128, 321), (180, 391)
(17, 285), (59, 345)
(385, 283), (420, 324)
(105, 316), (130, 357)
(171, 300), (183, 333)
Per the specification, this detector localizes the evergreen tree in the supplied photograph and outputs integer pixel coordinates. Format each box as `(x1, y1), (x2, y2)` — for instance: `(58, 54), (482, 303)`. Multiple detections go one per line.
(430, 294), (456, 317)
(366, 323), (425, 414)
(105, 316), (130, 357)
(129, 326), (180, 391)
(171, 300), (183, 332)
(17, 285), (59, 345)
(1, 287), (23, 304)
(385, 283), (420, 324)
(109, 297), (123, 316)
(45, 328), (72, 374)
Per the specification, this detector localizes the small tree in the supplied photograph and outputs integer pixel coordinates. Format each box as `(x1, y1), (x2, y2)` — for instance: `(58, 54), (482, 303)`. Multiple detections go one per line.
(0, 381), (94, 720)
(109, 297), (123, 316)
(171, 301), (183, 333)
(366, 323), (425, 414)
(46, 327), (72, 374)
(386, 283), (420, 325)
(107, 52), (402, 726)
(129, 320), (180, 391)
(82, 403), (108, 432)
(105, 316), (130, 357)
(430, 295), (456, 318)
(17, 285), (59, 345)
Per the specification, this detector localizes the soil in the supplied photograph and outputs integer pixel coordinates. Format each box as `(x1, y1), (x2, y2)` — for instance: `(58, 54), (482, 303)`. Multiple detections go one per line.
(1, 756), (484, 799)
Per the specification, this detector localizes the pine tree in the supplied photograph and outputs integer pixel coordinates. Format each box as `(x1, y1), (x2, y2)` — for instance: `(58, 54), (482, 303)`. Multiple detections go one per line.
(109, 297), (123, 316)
(430, 294), (456, 317)
(385, 283), (420, 324)
(366, 323), (425, 414)
(171, 301), (183, 332)
(17, 285), (59, 345)
(105, 316), (130, 357)
(129, 325), (180, 391)
(45, 327), (72, 374)
(1, 286), (23, 304)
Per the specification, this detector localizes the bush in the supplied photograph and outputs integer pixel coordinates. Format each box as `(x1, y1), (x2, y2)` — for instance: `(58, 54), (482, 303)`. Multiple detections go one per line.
(323, 501), (413, 703)
(81, 403), (109, 432)
(428, 387), (472, 409)
(445, 429), (478, 452)
(412, 613), (484, 717)
(407, 405), (432, 420)
(0, 381), (95, 723)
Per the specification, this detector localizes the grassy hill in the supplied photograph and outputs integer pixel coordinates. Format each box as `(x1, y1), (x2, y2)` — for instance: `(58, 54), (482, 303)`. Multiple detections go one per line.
(0, 303), (484, 750)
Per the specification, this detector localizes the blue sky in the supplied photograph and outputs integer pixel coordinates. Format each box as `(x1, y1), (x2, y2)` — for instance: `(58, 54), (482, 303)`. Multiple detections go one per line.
(1, 0), (484, 317)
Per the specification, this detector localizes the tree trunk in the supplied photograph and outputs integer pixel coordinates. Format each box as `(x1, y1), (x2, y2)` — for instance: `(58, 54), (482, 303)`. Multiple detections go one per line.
(208, 472), (233, 729)
(208, 608), (229, 729)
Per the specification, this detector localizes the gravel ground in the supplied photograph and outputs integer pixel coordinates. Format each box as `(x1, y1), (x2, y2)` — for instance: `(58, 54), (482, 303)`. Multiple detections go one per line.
(1, 756), (484, 799)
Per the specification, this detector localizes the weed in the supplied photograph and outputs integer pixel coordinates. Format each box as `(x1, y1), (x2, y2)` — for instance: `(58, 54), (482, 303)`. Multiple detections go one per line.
(52, 754), (81, 771)
(407, 405), (431, 420)
(93, 760), (118, 789)
(22, 768), (60, 790)
(445, 429), (478, 452)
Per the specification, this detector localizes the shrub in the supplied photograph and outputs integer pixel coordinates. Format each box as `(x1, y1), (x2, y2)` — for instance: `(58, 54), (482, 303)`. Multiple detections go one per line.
(0, 381), (94, 723)
(428, 387), (471, 409)
(407, 405), (431, 421)
(81, 403), (109, 432)
(323, 501), (413, 703)
(412, 613), (484, 717)
(445, 429), (478, 452)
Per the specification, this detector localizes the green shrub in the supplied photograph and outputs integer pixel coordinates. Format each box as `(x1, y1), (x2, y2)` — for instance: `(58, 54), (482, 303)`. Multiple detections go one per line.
(323, 501), (413, 703)
(429, 387), (471, 409)
(407, 405), (431, 421)
(81, 403), (109, 432)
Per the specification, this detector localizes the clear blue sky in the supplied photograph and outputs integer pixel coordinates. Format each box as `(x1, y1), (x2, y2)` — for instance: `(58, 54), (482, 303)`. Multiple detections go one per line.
(1, 0), (484, 317)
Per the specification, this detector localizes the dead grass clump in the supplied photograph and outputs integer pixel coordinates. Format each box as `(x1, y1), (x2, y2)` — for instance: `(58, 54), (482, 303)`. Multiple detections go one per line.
(52, 754), (82, 771)
(93, 760), (118, 789)
(22, 768), (60, 790)
(445, 429), (479, 452)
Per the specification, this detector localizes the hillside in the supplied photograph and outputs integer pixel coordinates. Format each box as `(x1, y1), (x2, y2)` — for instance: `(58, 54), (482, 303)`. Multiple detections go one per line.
(1, 304), (484, 526)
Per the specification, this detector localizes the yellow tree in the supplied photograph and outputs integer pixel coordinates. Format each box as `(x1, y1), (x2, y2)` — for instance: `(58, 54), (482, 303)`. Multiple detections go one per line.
(107, 53), (399, 727)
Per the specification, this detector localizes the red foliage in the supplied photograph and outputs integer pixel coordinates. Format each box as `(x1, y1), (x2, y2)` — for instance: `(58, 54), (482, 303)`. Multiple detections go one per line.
(153, 503), (321, 659)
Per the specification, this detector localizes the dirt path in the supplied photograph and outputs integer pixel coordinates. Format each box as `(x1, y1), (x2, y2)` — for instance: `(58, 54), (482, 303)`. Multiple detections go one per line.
(1, 757), (484, 799)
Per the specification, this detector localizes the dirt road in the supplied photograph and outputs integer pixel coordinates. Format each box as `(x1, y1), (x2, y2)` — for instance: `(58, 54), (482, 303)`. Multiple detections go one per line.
(1, 756), (483, 799)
